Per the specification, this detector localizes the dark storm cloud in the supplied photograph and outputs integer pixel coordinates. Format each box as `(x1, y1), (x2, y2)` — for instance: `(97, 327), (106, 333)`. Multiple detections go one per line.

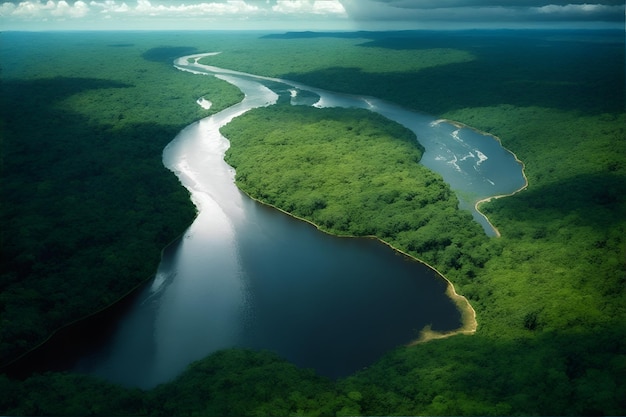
(361, 0), (625, 7)
(339, 0), (625, 24)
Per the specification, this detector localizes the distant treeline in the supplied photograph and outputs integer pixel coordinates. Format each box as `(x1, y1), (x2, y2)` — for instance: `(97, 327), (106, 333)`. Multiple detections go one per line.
(1, 30), (625, 416)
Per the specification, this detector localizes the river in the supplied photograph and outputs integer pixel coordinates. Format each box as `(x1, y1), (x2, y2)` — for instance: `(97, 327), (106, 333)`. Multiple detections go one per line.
(71, 53), (524, 389)
(177, 54), (526, 236)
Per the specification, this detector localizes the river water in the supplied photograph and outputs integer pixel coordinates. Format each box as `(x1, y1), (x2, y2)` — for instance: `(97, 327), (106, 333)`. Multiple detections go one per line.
(73, 54), (524, 389)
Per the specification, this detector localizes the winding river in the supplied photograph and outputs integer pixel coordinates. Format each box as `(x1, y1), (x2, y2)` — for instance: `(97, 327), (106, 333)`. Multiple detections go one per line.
(72, 53), (525, 389)
(177, 53), (527, 236)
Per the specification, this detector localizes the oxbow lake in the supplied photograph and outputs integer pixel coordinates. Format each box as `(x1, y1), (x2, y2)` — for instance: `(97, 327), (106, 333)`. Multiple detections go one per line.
(71, 54), (525, 388)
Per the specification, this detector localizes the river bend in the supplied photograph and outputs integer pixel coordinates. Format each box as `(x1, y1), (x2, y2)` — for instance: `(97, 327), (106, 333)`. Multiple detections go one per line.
(73, 53), (525, 388)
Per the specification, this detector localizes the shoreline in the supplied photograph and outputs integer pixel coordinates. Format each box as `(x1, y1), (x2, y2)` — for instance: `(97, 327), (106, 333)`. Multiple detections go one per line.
(0, 232), (188, 373)
(231, 184), (478, 346)
(433, 118), (530, 238)
(182, 55), (526, 242)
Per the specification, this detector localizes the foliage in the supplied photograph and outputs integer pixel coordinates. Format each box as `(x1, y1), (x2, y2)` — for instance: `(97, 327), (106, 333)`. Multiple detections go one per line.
(212, 29), (626, 415)
(1, 350), (362, 416)
(149, 350), (339, 416)
(203, 30), (624, 117)
(0, 372), (148, 416)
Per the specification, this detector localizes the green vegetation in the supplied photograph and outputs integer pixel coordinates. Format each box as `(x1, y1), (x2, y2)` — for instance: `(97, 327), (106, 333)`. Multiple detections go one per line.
(203, 30), (624, 116)
(1, 30), (624, 415)
(1, 349), (364, 416)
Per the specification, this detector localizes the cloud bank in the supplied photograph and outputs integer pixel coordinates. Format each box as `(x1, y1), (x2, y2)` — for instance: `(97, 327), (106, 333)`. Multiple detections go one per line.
(0, 0), (348, 29)
(341, 0), (625, 26)
(0, 0), (623, 30)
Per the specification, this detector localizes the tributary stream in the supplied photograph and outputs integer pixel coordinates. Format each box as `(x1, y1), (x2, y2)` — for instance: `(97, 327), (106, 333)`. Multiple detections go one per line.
(72, 54), (525, 388)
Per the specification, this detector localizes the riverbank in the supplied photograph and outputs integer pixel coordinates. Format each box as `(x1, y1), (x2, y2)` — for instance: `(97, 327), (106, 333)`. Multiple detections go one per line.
(172, 52), (533, 357)
(232, 185), (478, 345)
(174, 54), (533, 345)
(0, 234), (186, 376)
(433, 118), (530, 238)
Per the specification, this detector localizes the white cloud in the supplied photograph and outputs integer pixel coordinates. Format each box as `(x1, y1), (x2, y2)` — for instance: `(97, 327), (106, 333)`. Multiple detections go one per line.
(536, 3), (615, 14)
(89, 1), (129, 14)
(1, 0), (90, 18)
(0, 0), (346, 21)
(272, 0), (346, 16)
(124, 0), (259, 17)
(340, 0), (625, 24)
(529, 3), (625, 21)
(53, 0), (89, 17)
(86, 0), (263, 18)
(0, 3), (16, 16)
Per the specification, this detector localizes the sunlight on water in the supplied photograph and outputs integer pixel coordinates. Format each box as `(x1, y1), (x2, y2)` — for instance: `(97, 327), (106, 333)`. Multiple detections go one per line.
(73, 53), (466, 388)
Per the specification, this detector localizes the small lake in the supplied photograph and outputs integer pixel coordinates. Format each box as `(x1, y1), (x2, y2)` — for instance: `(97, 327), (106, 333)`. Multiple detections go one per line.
(72, 53), (524, 389)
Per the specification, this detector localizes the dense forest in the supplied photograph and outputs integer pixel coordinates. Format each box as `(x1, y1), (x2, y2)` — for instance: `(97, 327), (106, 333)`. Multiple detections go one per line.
(1, 30), (625, 415)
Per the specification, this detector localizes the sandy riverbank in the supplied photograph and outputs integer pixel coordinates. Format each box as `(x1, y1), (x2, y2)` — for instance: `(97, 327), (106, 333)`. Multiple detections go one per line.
(230, 185), (478, 346)
(196, 97), (212, 109)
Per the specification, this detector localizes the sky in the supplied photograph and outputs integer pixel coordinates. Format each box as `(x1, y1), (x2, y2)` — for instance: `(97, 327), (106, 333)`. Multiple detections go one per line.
(0, 0), (624, 31)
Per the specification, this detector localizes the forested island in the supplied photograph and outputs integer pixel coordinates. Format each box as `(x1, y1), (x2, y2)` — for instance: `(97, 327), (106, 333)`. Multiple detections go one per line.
(1, 30), (625, 415)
